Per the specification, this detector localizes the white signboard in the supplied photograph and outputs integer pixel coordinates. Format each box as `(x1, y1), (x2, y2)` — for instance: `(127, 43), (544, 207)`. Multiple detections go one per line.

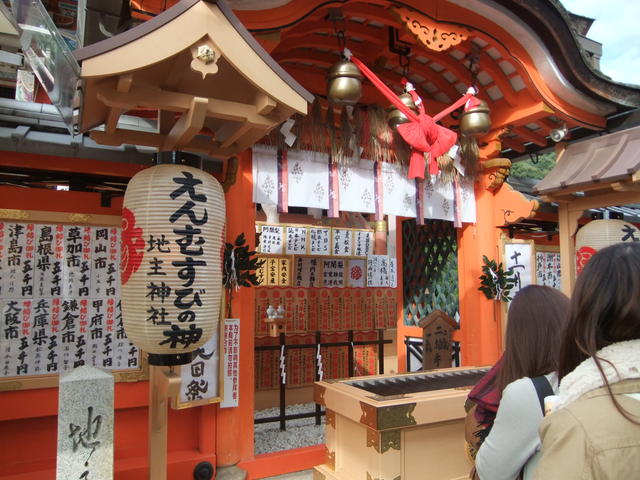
(0, 222), (139, 379)
(309, 227), (331, 256)
(285, 226), (307, 255)
(389, 258), (397, 288)
(347, 259), (366, 288)
(293, 257), (320, 288)
(535, 251), (561, 289)
(259, 225), (284, 254)
(332, 229), (352, 256)
(177, 330), (220, 407)
(504, 241), (534, 296)
(354, 230), (374, 257)
(322, 259), (345, 288)
(367, 255), (391, 287)
(221, 318), (240, 408)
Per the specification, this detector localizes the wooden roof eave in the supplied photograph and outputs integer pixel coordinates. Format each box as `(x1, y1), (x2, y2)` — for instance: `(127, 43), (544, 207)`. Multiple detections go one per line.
(73, 0), (313, 156)
(534, 125), (640, 203)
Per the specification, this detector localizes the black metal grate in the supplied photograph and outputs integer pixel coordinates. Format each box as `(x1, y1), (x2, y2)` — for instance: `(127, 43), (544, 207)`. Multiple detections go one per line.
(346, 367), (489, 396)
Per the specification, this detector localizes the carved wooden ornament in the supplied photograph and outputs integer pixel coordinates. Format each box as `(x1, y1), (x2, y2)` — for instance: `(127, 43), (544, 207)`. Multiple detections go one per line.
(393, 7), (470, 52)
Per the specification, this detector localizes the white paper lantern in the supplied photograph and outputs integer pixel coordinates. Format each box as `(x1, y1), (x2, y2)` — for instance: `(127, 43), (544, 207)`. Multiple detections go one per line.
(575, 218), (640, 275)
(121, 164), (225, 365)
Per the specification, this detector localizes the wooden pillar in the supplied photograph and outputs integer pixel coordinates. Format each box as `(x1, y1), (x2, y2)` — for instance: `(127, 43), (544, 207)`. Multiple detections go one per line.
(558, 202), (577, 296)
(216, 150), (256, 467)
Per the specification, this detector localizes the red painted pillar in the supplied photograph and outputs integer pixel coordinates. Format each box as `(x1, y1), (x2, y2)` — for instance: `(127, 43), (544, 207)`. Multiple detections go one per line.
(216, 151), (256, 467)
(457, 173), (502, 366)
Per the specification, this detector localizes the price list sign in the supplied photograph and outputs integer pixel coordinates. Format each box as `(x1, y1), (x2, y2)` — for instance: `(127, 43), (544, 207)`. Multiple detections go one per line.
(354, 230), (373, 257)
(0, 221), (139, 381)
(367, 255), (391, 287)
(309, 227), (330, 256)
(293, 257), (320, 288)
(285, 226), (307, 255)
(332, 229), (352, 256)
(322, 259), (345, 288)
(259, 225), (284, 254)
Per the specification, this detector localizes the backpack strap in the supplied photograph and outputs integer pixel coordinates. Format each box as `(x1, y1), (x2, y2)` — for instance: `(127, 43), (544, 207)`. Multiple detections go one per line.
(530, 375), (554, 414)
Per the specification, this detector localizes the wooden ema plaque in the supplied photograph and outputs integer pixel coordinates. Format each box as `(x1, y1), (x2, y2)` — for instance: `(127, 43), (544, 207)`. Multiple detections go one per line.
(314, 367), (490, 480)
(419, 310), (457, 370)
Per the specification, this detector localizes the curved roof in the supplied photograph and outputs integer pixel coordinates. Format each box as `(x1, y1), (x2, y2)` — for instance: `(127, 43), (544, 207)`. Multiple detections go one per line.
(231, 0), (640, 152)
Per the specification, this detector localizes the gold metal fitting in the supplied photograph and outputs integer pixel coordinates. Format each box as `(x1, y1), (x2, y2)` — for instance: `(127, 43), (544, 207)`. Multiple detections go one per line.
(374, 220), (387, 232)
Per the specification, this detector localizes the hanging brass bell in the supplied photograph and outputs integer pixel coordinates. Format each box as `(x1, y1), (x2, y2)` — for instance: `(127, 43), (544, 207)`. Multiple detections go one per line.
(387, 92), (418, 130)
(327, 60), (363, 105)
(459, 99), (491, 137)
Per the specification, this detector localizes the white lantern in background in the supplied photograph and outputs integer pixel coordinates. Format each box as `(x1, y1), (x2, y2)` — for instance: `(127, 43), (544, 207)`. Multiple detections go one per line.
(121, 163), (225, 365)
(575, 218), (640, 275)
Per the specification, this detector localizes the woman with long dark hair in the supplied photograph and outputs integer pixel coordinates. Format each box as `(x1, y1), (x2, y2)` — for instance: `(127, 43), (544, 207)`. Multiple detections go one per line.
(474, 285), (570, 480)
(535, 243), (640, 479)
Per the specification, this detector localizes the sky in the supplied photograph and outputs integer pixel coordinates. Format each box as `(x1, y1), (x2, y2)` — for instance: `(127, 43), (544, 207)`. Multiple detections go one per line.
(560, 0), (640, 85)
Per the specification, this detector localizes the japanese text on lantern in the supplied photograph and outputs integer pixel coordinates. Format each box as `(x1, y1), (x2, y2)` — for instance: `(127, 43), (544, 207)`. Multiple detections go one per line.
(149, 171), (209, 350)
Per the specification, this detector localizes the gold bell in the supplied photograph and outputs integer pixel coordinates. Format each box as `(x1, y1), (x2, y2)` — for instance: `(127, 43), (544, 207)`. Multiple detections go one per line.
(387, 92), (418, 130)
(459, 99), (491, 137)
(327, 60), (363, 105)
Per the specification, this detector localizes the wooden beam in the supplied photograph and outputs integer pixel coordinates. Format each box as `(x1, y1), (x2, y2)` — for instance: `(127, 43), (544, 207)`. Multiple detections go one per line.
(105, 74), (133, 135)
(90, 129), (237, 158)
(491, 101), (554, 131)
(221, 123), (252, 149)
(162, 96), (209, 151)
(611, 181), (640, 192)
(96, 84), (279, 128)
(255, 93), (276, 115)
(569, 190), (640, 212)
(512, 125), (548, 146)
(500, 137), (527, 153)
(158, 110), (176, 135)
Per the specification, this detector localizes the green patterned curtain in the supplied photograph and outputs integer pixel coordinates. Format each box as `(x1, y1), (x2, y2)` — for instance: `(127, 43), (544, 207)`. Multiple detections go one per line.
(402, 219), (459, 326)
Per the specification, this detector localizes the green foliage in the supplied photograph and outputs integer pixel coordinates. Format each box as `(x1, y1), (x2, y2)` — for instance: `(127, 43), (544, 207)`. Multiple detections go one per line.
(509, 152), (556, 180)
(478, 255), (516, 302)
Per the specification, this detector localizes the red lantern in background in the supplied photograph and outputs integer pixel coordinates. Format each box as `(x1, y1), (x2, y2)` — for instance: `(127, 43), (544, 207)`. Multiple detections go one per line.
(575, 218), (640, 275)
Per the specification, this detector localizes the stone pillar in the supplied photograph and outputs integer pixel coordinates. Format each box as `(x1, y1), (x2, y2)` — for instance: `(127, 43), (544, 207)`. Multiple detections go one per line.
(57, 366), (114, 480)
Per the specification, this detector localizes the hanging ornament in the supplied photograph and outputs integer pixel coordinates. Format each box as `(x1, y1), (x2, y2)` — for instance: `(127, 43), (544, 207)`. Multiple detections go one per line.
(387, 91), (418, 130)
(388, 53), (417, 130)
(327, 55), (363, 105)
(457, 98), (490, 180)
(348, 52), (477, 179)
(459, 99), (491, 136)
